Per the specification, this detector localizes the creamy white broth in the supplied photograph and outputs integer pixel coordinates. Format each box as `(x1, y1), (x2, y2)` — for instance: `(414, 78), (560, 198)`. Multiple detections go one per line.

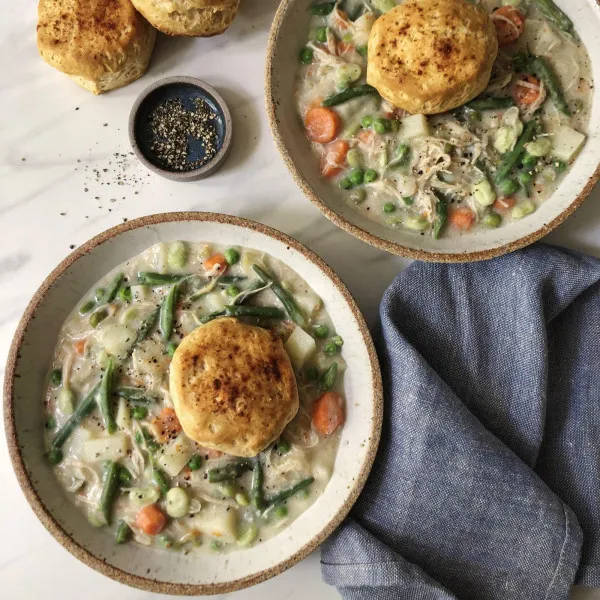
(44, 242), (345, 552)
(295, 0), (592, 238)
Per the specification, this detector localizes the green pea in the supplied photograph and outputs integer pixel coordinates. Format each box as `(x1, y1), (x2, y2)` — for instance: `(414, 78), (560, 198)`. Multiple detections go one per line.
(497, 178), (518, 196)
(218, 482), (237, 498)
(349, 188), (367, 204)
(118, 286), (132, 303)
(157, 534), (175, 549)
(273, 505), (289, 520)
(313, 324), (329, 338)
(224, 248), (240, 265)
(46, 416), (56, 429)
(300, 47), (314, 64)
(48, 448), (63, 465)
(235, 492), (250, 506)
(339, 177), (353, 190)
(188, 455), (203, 471)
(554, 160), (568, 173)
(210, 539), (223, 552)
(346, 149), (362, 168)
(361, 115), (374, 128)
(357, 45), (367, 57)
(118, 466), (133, 486)
(332, 335), (344, 347)
(167, 342), (178, 358)
(522, 153), (537, 168)
(152, 468), (170, 495)
(315, 27), (327, 43)
(349, 168), (364, 186)
(94, 288), (106, 302)
(483, 212), (502, 228)
(49, 368), (62, 387)
(131, 406), (148, 420)
(383, 202), (396, 213)
(402, 196), (414, 206)
(277, 438), (291, 454)
(90, 309), (108, 328)
(373, 118), (387, 134)
(305, 365), (319, 381)
(364, 169), (378, 183)
(226, 285), (241, 298)
(79, 300), (96, 315)
(324, 341), (338, 355)
(518, 171), (533, 186)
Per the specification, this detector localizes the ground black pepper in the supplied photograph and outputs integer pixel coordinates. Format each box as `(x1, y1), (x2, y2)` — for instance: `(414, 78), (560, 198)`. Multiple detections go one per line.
(148, 97), (220, 171)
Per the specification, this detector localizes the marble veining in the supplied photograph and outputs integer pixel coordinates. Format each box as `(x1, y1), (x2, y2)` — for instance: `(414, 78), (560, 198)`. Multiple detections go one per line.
(1, 1), (600, 599)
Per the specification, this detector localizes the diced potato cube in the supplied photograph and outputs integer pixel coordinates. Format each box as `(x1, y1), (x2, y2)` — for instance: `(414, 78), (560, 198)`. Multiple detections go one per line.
(285, 326), (317, 370)
(83, 435), (130, 463)
(95, 322), (132, 359)
(115, 397), (131, 431)
(400, 114), (430, 141)
(189, 503), (237, 540)
(156, 434), (193, 477)
(551, 126), (586, 162)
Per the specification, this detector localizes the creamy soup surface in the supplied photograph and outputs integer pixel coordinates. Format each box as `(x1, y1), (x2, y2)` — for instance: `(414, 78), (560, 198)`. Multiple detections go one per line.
(295, 0), (592, 237)
(44, 241), (346, 553)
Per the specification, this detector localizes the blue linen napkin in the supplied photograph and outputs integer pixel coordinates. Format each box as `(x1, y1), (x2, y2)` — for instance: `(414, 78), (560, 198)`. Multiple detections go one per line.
(322, 244), (600, 600)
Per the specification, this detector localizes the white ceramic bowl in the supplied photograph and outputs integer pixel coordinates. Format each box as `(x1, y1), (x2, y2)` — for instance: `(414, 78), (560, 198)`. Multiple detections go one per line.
(266, 0), (600, 262)
(4, 212), (382, 595)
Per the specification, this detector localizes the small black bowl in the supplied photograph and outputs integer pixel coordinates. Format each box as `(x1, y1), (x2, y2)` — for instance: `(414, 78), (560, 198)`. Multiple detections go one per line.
(129, 76), (233, 181)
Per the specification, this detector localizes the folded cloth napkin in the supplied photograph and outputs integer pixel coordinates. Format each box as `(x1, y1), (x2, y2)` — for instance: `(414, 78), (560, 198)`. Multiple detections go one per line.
(322, 244), (600, 600)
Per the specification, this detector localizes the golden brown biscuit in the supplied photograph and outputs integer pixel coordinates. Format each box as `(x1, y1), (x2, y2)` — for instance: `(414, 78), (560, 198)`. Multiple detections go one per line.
(130, 0), (240, 37)
(169, 318), (299, 457)
(37, 0), (156, 95)
(367, 0), (498, 114)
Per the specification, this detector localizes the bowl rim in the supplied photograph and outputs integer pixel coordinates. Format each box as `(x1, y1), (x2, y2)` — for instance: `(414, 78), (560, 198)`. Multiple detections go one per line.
(265, 0), (600, 263)
(3, 211), (383, 595)
(128, 77), (233, 182)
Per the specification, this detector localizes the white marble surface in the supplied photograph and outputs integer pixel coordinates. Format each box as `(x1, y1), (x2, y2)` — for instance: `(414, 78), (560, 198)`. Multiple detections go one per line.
(1, 1), (600, 598)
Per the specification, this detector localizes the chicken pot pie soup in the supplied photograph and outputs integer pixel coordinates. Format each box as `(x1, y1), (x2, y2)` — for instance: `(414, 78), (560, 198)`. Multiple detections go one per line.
(296, 0), (592, 238)
(43, 241), (346, 553)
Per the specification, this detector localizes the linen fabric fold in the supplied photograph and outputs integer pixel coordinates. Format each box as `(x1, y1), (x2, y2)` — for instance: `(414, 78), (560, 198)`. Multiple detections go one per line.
(322, 244), (600, 599)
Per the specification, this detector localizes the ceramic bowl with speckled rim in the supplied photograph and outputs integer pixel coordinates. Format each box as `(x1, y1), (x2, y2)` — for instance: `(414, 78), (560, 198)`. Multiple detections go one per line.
(266, 0), (600, 262)
(3, 212), (382, 595)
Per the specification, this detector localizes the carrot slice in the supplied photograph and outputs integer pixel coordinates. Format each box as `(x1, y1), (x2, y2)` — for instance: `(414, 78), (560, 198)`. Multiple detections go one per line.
(305, 107), (341, 144)
(357, 128), (375, 145)
(493, 6), (525, 47)
(136, 504), (166, 536)
(320, 140), (349, 178)
(494, 196), (517, 211)
(448, 207), (476, 231)
(152, 407), (182, 443)
(512, 75), (542, 107)
(312, 391), (345, 436)
(203, 253), (228, 275)
(73, 339), (86, 355)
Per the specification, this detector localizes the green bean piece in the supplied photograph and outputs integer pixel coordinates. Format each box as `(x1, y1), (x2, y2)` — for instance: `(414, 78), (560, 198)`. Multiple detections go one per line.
(311, 1), (335, 16)
(495, 120), (537, 184)
(364, 169), (378, 183)
(534, 0), (574, 36)
(218, 275), (247, 285)
(139, 428), (160, 453)
(99, 461), (120, 525)
(315, 26), (328, 43)
(98, 273), (124, 304)
(273, 505), (289, 519)
(79, 300), (96, 315)
(522, 152), (538, 168)
(277, 439), (291, 454)
(466, 96), (514, 111)
(250, 459), (265, 510)
(529, 56), (571, 116)
(49, 368), (62, 387)
(518, 170), (533, 196)
(252, 265), (306, 327)
(46, 416), (56, 429)
(48, 448), (63, 465)
(403, 196), (414, 206)
(226, 285), (241, 298)
(118, 466), (133, 486)
(265, 477), (315, 507)
(118, 286), (132, 303)
(129, 308), (159, 353)
(98, 357), (116, 435)
(322, 84), (378, 107)
(361, 115), (374, 128)
(395, 144), (411, 166)
(188, 455), (203, 471)
(90, 309), (108, 328)
(131, 405), (148, 420)
(51, 383), (100, 451)
(305, 365), (319, 382)
(320, 362), (338, 391)
(313, 324), (329, 338)
(208, 459), (253, 483)
(115, 387), (153, 404)
(159, 284), (178, 341)
(383, 202), (396, 214)
(224, 305), (285, 319)
(200, 310), (226, 324)
(349, 168), (365, 186)
(300, 47), (314, 64)
(224, 248), (240, 265)
(95, 288), (106, 302)
(432, 191), (449, 239)
(153, 468), (170, 495)
(167, 342), (178, 358)
(137, 272), (188, 286)
(115, 520), (132, 544)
